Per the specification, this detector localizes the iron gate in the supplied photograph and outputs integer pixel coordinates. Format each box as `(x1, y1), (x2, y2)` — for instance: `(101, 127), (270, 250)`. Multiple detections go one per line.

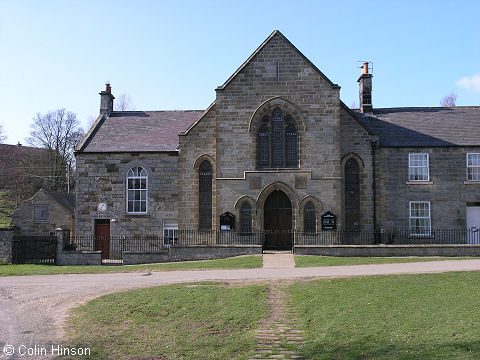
(12, 235), (57, 264)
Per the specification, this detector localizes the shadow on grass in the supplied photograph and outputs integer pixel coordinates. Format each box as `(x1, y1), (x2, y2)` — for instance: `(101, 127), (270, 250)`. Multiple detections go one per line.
(298, 338), (480, 359)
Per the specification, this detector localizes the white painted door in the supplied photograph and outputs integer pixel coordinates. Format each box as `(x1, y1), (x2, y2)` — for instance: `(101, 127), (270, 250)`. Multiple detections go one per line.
(466, 207), (480, 244)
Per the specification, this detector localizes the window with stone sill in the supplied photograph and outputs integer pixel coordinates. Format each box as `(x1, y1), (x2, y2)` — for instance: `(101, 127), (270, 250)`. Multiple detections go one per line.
(409, 201), (431, 236)
(126, 166), (147, 214)
(257, 108), (298, 169)
(467, 153), (480, 181)
(163, 220), (178, 246)
(408, 153), (429, 181)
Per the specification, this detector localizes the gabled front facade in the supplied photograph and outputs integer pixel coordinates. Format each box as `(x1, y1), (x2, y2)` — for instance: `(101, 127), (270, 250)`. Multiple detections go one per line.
(75, 31), (480, 249)
(11, 189), (75, 235)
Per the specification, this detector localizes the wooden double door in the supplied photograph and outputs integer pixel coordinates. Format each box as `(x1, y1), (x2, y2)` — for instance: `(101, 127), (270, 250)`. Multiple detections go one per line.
(263, 190), (292, 250)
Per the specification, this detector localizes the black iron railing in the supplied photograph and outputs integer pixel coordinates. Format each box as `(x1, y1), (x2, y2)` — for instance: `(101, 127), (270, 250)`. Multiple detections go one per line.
(176, 230), (263, 246)
(66, 235), (168, 262)
(66, 228), (480, 262)
(295, 228), (480, 246)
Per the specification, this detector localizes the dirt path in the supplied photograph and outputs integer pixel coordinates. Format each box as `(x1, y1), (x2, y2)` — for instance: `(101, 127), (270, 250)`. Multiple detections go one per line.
(1, 259), (480, 359)
(262, 252), (295, 268)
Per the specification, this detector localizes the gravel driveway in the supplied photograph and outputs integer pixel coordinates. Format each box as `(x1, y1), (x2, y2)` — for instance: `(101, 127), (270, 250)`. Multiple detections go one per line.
(1, 259), (480, 359)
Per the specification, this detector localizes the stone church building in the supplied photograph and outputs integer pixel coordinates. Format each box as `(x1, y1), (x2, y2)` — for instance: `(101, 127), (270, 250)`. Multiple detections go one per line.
(75, 30), (480, 249)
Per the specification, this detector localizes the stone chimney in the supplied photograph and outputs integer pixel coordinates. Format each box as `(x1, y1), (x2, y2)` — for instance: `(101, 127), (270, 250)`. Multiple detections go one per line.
(99, 82), (115, 116)
(357, 62), (372, 113)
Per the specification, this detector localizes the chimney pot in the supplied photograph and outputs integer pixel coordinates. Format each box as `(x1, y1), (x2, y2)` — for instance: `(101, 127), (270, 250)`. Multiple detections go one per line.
(362, 62), (369, 74)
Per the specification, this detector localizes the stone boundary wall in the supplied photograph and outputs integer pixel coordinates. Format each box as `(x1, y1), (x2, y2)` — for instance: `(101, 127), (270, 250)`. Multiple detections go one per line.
(58, 250), (102, 265)
(0, 230), (14, 263)
(124, 245), (262, 265)
(169, 245), (262, 262)
(295, 245), (480, 257)
(55, 229), (102, 265)
(123, 251), (170, 265)
(57, 225), (261, 265)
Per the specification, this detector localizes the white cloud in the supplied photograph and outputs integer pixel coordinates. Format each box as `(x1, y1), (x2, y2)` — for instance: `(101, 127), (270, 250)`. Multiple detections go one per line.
(456, 74), (480, 92)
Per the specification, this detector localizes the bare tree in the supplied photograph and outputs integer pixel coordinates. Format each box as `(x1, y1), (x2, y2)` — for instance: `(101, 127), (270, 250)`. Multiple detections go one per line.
(27, 109), (82, 191)
(86, 115), (96, 128)
(114, 93), (135, 111)
(440, 91), (457, 107)
(0, 125), (6, 143)
(86, 115), (97, 130)
(0, 144), (50, 223)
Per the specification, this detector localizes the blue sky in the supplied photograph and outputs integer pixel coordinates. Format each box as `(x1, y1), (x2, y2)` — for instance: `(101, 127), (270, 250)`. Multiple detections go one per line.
(1, 0), (479, 144)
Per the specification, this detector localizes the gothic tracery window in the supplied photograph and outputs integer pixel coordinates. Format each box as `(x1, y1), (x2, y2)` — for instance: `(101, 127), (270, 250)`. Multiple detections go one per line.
(257, 123), (270, 168)
(285, 119), (298, 167)
(271, 108), (284, 167)
(257, 108), (298, 169)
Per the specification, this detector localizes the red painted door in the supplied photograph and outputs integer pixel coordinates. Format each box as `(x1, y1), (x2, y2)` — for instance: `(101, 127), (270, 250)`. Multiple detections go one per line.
(95, 221), (110, 259)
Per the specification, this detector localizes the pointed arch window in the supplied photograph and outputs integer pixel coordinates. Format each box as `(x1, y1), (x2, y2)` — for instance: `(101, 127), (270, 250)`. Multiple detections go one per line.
(256, 108), (298, 169)
(240, 202), (252, 234)
(199, 160), (212, 230)
(345, 158), (360, 229)
(127, 166), (147, 214)
(304, 201), (316, 233)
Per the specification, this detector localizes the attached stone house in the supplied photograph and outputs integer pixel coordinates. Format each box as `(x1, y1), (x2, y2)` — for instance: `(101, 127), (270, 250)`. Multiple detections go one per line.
(74, 30), (480, 249)
(11, 189), (75, 235)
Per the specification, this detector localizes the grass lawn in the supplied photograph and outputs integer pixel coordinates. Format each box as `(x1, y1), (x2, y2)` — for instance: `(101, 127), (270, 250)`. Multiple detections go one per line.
(0, 256), (262, 276)
(295, 255), (477, 267)
(288, 272), (480, 359)
(63, 283), (268, 360)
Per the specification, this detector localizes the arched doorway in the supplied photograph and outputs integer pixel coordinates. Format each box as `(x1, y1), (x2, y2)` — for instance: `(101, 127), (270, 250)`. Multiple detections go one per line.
(264, 190), (292, 250)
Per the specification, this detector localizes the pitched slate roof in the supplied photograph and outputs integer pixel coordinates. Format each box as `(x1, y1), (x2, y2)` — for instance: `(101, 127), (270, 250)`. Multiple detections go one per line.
(0, 143), (51, 158)
(78, 111), (204, 152)
(11, 190), (76, 218)
(355, 106), (480, 147)
(45, 192), (76, 214)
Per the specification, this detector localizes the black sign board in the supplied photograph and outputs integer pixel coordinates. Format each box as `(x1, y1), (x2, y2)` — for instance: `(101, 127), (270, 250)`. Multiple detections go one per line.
(321, 211), (336, 230)
(220, 212), (235, 230)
